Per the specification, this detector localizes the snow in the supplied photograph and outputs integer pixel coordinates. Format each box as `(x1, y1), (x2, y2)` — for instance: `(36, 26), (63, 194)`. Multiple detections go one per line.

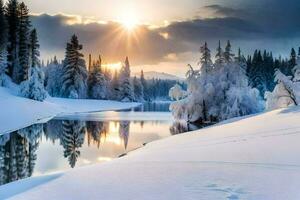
(0, 87), (140, 134)
(2, 106), (300, 199)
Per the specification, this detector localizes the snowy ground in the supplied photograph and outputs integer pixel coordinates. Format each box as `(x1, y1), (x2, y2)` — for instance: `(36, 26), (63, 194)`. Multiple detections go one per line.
(1, 106), (300, 199)
(0, 87), (140, 134)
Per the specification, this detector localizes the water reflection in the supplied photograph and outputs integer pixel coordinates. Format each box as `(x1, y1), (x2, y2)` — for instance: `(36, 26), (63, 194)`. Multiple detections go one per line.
(0, 111), (205, 186)
(0, 124), (42, 185)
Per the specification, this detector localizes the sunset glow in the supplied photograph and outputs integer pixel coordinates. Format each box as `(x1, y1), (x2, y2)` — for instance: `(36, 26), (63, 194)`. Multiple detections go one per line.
(102, 62), (122, 70)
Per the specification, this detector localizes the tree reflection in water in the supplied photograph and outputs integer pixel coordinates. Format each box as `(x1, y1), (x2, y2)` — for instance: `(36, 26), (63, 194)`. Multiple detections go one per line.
(0, 118), (203, 186)
(0, 124), (43, 185)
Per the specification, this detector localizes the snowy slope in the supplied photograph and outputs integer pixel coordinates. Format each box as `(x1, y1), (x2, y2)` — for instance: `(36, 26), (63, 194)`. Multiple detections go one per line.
(2, 107), (300, 199)
(0, 87), (140, 134)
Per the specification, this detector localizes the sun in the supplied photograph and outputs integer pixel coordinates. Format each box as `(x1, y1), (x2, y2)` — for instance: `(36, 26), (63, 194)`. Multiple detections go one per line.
(122, 17), (137, 31)
(119, 9), (139, 31)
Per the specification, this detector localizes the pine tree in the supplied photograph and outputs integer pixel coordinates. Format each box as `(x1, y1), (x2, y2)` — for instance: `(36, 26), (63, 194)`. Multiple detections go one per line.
(119, 57), (134, 102)
(17, 2), (30, 83)
(235, 48), (247, 70)
(288, 48), (297, 76)
(87, 56), (108, 99)
(215, 40), (224, 64)
(29, 29), (40, 69)
(224, 40), (234, 63)
(199, 42), (212, 73)
(19, 66), (47, 101)
(5, 0), (19, 81)
(19, 29), (47, 101)
(61, 35), (87, 98)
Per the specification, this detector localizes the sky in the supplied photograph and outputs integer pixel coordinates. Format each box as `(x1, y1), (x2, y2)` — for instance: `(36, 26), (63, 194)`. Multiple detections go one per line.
(17, 0), (300, 77)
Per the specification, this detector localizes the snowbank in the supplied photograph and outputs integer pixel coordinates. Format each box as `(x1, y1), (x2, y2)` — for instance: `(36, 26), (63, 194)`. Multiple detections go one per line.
(2, 106), (300, 199)
(0, 87), (140, 134)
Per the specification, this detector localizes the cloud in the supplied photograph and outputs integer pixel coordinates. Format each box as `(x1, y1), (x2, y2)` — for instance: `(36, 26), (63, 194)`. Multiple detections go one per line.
(31, 0), (300, 68)
(31, 14), (188, 65)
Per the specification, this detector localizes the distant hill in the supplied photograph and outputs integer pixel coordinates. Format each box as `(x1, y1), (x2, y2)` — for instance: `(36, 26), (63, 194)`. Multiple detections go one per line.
(133, 71), (183, 81)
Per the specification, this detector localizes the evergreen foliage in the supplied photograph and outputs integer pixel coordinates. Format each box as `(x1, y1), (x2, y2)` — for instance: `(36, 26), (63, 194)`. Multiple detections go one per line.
(61, 35), (87, 99)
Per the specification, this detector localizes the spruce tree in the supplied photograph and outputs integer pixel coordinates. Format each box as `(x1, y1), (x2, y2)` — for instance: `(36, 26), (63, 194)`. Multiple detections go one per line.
(61, 35), (87, 98)
(5, 0), (19, 81)
(119, 57), (134, 102)
(87, 56), (107, 99)
(224, 40), (234, 63)
(18, 2), (30, 83)
(288, 48), (297, 76)
(29, 29), (40, 69)
(199, 42), (213, 73)
(19, 29), (47, 101)
(215, 40), (224, 64)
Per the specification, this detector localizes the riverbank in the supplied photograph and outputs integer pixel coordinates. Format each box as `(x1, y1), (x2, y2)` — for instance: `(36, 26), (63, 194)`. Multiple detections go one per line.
(0, 87), (141, 134)
(1, 106), (300, 199)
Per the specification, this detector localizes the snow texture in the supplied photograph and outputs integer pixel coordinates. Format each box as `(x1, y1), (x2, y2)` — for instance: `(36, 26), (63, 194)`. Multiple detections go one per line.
(1, 107), (300, 199)
(0, 86), (140, 134)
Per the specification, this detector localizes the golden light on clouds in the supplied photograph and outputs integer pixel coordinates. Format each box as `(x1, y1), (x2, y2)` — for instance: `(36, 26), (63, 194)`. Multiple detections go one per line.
(159, 32), (169, 39)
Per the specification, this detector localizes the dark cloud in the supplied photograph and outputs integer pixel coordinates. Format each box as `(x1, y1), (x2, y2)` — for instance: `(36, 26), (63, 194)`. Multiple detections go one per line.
(31, 0), (300, 66)
(31, 14), (188, 65)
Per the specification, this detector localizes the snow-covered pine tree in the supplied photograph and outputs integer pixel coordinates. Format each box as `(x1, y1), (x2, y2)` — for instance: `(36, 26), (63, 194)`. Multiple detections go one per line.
(169, 84), (187, 101)
(19, 29), (47, 101)
(87, 56), (108, 99)
(249, 50), (267, 97)
(235, 48), (246, 70)
(199, 42), (213, 73)
(0, 0), (7, 86)
(119, 57), (134, 102)
(132, 76), (144, 102)
(45, 56), (63, 97)
(215, 40), (224, 65)
(5, 0), (19, 81)
(61, 35), (87, 99)
(224, 40), (234, 63)
(265, 69), (297, 110)
(19, 66), (47, 101)
(170, 41), (263, 123)
(61, 120), (86, 168)
(288, 48), (297, 76)
(17, 2), (30, 83)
